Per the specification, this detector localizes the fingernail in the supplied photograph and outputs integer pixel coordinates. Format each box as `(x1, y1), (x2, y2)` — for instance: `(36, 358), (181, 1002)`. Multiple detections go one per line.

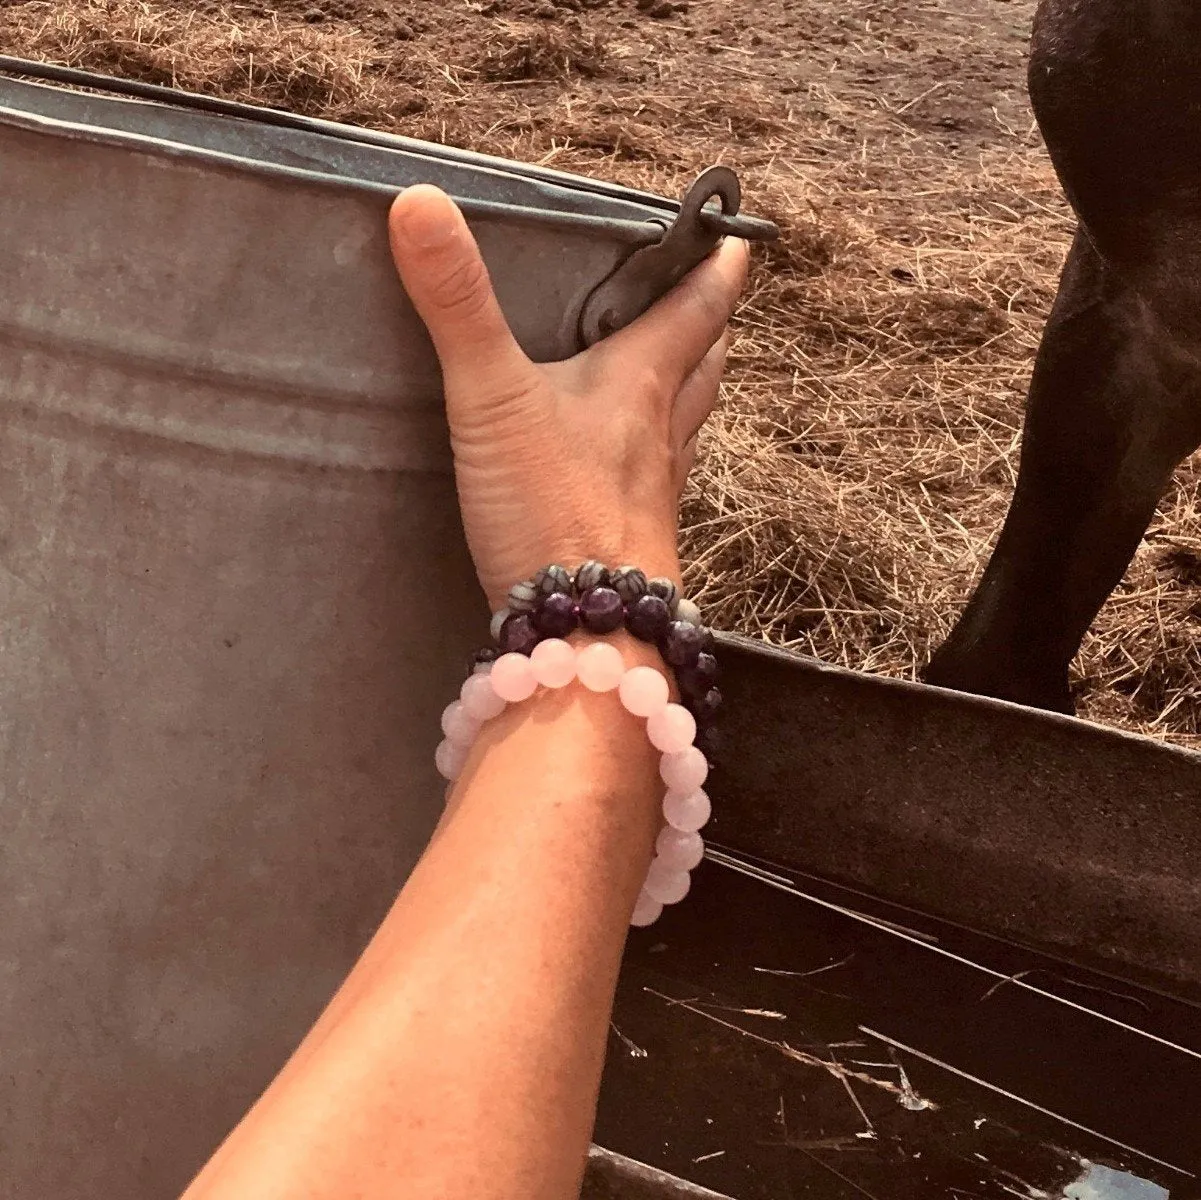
(395, 187), (459, 249)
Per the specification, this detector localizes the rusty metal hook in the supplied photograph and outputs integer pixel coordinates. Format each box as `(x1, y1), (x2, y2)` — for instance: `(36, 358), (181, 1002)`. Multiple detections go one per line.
(578, 165), (777, 348)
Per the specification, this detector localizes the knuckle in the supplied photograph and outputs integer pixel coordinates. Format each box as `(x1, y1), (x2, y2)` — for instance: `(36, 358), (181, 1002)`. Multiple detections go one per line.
(629, 360), (674, 408)
(430, 253), (493, 319)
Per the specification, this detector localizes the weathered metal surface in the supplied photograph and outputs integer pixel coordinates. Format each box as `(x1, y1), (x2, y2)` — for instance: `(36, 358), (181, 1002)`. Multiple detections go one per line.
(583, 1147), (736, 1199)
(595, 854), (1199, 1198)
(0, 61), (774, 1200)
(710, 633), (1201, 1000)
(0, 53), (776, 245)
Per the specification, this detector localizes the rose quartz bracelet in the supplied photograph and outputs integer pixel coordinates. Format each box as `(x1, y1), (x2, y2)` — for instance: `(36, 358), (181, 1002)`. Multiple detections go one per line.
(435, 637), (711, 928)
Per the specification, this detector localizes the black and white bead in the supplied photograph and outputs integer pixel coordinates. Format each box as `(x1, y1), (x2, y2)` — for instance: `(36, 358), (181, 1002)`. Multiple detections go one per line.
(490, 608), (511, 641)
(646, 576), (679, 614)
(611, 565), (649, 605)
(573, 560), (610, 594)
(507, 578), (539, 615)
(534, 564), (572, 597)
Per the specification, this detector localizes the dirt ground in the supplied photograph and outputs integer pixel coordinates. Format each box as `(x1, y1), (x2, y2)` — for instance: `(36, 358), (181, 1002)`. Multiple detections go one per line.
(3, 0), (1200, 746)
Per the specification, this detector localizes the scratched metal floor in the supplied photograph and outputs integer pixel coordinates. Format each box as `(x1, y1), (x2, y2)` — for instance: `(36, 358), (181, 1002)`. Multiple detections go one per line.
(591, 850), (1199, 1199)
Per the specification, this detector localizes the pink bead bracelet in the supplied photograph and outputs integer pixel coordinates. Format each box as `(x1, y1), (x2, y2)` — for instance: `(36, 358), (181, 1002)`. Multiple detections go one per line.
(435, 638), (712, 928)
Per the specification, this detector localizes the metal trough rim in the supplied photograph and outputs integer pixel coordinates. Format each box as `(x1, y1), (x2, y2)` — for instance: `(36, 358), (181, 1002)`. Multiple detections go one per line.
(716, 629), (1201, 764)
(0, 53), (778, 243)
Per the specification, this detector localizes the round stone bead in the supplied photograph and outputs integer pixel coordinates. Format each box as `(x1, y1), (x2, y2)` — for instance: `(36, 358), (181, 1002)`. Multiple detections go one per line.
(440, 700), (481, 746)
(473, 646), (500, 668)
(534, 590), (578, 638)
(695, 725), (721, 766)
(498, 613), (540, 656)
(534, 564), (572, 596)
(626, 593), (671, 643)
(660, 745), (709, 793)
(491, 652), (539, 702)
(573, 560), (611, 593)
(435, 738), (468, 781)
(579, 586), (624, 633)
(576, 641), (625, 692)
(692, 686), (722, 726)
(630, 891), (663, 928)
(663, 786), (711, 832)
(677, 652), (718, 702)
(662, 620), (704, 668)
(646, 577), (679, 610)
(530, 638), (577, 689)
(675, 596), (702, 625)
(611, 565), (649, 605)
(618, 665), (670, 717)
(507, 578), (539, 614)
(489, 608), (511, 642)
(644, 859), (691, 905)
(655, 826), (705, 871)
(646, 702), (697, 753)
(460, 672), (507, 721)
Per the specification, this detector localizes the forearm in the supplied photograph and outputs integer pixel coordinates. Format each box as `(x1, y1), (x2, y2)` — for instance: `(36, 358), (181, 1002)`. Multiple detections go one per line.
(184, 632), (664, 1200)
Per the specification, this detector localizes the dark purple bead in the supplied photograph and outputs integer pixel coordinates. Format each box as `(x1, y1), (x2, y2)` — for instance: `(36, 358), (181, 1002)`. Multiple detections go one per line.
(498, 612), (540, 655)
(677, 653), (719, 704)
(695, 724), (721, 765)
(579, 586), (624, 633)
(472, 646), (500, 669)
(692, 686), (722, 726)
(626, 593), (671, 643)
(662, 619), (704, 667)
(534, 590), (578, 638)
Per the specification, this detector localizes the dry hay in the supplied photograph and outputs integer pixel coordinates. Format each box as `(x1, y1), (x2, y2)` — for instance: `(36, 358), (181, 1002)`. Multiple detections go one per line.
(2, 0), (1198, 747)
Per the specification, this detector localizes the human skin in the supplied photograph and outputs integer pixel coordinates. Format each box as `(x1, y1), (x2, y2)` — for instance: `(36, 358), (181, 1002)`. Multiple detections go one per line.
(181, 185), (749, 1200)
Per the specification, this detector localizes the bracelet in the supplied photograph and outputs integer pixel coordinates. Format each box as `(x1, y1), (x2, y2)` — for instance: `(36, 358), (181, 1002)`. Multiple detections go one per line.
(436, 640), (712, 929)
(475, 562), (721, 766)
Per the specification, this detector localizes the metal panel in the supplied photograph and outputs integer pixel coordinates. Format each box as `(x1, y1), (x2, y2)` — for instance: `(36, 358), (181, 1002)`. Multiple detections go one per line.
(711, 634), (1201, 998)
(0, 62), (775, 1199)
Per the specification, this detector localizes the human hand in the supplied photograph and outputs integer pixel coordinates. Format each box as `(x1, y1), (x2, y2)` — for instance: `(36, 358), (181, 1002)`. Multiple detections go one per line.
(388, 185), (749, 611)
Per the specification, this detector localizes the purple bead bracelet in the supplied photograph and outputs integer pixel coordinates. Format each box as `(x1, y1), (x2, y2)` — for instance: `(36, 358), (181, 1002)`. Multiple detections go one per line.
(472, 562), (722, 764)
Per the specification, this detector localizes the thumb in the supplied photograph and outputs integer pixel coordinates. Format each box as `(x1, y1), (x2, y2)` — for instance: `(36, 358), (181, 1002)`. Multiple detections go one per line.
(388, 185), (534, 402)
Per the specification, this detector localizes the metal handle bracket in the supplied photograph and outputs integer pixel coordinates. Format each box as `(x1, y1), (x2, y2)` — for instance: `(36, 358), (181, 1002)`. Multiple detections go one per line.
(578, 165), (778, 347)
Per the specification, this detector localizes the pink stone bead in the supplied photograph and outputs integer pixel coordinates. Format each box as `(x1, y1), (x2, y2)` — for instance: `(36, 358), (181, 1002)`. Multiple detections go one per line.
(630, 891), (663, 928)
(646, 702), (697, 753)
(663, 787), (711, 832)
(644, 858), (691, 905)
(530, 638), (578, 689)
(440, 700), (481, 746)
(618, 665), (669, 717)
(460, 672), (506, 721)
(659, 745), (708, 793)
(655, 826), (705, 871)
(435, 738), (468, 781)
(576, 641), (625, 692)
(491, 651), (538, 702)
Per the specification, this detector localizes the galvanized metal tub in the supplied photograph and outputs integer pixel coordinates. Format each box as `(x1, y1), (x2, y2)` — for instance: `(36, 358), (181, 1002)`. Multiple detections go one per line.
(0, 58), (774, 1199)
